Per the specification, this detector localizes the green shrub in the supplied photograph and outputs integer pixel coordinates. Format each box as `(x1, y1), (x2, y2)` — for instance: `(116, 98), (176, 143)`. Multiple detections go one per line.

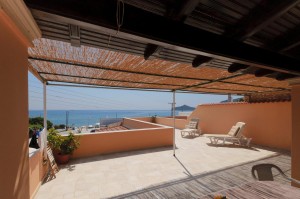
(47, 128), (64, 151)
(53, 124), (66, 129)
(29, 117), (53, 129)
(47, 128), (80, 155)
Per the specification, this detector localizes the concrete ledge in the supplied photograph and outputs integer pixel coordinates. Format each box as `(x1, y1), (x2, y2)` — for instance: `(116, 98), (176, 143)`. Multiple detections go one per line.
(155, 117), (188, 129)
(72, 118), (173, 159)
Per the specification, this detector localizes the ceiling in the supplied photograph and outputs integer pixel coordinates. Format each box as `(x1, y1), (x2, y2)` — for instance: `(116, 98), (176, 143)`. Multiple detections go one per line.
(24, 0), (300, 97)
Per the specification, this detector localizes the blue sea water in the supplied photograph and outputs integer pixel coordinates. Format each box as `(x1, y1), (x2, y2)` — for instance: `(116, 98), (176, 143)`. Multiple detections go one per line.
(29, 110), (177, 127)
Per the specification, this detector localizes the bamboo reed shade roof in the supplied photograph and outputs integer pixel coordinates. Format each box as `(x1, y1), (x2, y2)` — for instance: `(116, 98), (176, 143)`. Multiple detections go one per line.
(28, 38), (291, 95)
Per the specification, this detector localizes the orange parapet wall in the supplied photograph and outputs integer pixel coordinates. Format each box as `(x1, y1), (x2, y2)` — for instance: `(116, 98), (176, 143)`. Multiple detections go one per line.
(155, 117), (188, 129)
(189, 102), (291, 150)
(72, 118), (173, 159)
(123, 117), (161, 129)
(29, 151), (48, 199)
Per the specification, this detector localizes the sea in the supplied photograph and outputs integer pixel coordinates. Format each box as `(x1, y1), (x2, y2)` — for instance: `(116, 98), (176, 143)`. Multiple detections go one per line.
(29, 110), (178, 127)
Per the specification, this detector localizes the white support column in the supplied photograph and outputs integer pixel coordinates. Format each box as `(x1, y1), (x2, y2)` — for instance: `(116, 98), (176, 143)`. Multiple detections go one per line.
(173, 90), (176, 156)
(43, 82), (47, 130)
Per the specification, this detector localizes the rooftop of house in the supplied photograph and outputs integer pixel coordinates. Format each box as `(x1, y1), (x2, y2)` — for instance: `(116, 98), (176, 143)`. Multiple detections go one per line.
(96, 125), (128, 133)
(34, 129), (290, 199)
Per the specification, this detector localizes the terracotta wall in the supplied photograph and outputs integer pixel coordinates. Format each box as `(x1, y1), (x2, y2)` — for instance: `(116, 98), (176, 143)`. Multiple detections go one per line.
(131, 117), (154, 123)
(291, 85), (300, 187)
(73, 119), (173, 158)
(155, 117), (188, 129)
(29, 151), (48, 198)
(0, 11), (30, 199)
(123, 117), (163, 129)
(189, 102), (291, 150)
(165, 116), (188, 119)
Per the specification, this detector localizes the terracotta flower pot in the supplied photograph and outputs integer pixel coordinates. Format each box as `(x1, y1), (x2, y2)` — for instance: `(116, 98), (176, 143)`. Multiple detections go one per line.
(55, 153), (71, 164)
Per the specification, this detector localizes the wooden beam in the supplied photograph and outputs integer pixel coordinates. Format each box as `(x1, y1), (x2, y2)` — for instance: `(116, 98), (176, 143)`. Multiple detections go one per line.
(276, 73), (298, 81)
(281, 40), (300, 53)
(228, 63), (249, 73)
(69, 24), (80, 47)
(225, 0), (300, 41)
(167, 0), (200, 21)
(192, 55), (212, 68)
(267, 26), (300, 52)
(254, 68), (275, 77)
(0, 0), (41, 46)
(25, 0), (300, 75)
(28, 63), (45, 82)
(144, 44), (163, 60)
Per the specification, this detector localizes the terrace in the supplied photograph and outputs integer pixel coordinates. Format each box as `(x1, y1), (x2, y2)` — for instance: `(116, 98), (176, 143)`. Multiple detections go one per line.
(30, 101), (294, 198)
(1, 0), (300, 199)
(35, 129), (290, 199)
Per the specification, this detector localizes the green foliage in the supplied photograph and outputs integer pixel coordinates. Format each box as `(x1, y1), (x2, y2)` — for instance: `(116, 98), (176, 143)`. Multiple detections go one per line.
(28, 124), (43, 138)
(236, 98), (245, 102)
(53, 124), (66, 129)
(47, 128), (64, 151)
(29, 117), (53, 129)
(29, 124), (43, 130)
(47, 128), (80, 155)
(60, 133), (80, 155)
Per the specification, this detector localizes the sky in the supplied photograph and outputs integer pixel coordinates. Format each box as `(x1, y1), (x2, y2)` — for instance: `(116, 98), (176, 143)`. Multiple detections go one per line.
(28, 72), (239, 110)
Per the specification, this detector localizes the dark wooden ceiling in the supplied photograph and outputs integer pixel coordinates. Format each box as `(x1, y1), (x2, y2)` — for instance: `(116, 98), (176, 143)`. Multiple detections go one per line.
(24, 0), (300, 81)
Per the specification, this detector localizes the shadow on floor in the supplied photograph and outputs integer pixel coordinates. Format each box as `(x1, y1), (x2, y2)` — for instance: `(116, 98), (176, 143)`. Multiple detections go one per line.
(206, 143), (260, 151)
(181, 134), (201, 139)
(109, 153), (291, 199)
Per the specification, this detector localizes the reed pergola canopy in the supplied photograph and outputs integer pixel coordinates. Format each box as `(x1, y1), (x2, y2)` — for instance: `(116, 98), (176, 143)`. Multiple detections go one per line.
(25, 0), (300, 99)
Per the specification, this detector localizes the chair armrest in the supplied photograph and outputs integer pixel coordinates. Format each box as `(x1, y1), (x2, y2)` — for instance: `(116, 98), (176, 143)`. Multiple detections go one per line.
(291, 178), (300, 185)
(272, 165), (299, 183)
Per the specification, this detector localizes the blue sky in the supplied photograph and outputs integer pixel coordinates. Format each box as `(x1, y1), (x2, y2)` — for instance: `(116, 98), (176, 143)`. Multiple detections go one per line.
(28, 72), (238, 110)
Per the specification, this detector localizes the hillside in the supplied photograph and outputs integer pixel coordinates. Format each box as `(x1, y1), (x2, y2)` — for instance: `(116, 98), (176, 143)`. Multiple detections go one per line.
(174, 105), (195, 111)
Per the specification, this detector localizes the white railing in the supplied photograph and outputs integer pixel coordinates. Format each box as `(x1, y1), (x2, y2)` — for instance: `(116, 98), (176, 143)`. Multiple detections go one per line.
(39, 128), (48, 157)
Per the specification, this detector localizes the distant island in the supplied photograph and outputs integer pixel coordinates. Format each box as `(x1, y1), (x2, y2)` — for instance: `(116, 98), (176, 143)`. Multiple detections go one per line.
(174, 105), (195, 111)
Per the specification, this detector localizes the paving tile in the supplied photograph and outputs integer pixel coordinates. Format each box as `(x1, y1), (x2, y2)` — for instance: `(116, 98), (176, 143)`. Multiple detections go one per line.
(34, 130), (286, 199)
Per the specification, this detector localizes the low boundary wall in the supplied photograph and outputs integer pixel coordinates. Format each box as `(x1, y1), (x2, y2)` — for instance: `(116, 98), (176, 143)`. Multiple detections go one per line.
(189, 102), (291, 150)
(72, 118), (173, 158)
(155, 117), (188, 129)
(29, 150), (48, 199)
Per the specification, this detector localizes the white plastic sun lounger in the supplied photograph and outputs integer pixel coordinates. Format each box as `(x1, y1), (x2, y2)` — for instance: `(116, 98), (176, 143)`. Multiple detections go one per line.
(181, 118), (201, 137)
(206, 122), (252, 147)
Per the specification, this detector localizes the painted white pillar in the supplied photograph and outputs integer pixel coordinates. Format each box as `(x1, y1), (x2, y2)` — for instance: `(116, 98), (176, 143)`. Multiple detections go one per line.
(43, 82), (47, 130)
(173, 90), (176, 156)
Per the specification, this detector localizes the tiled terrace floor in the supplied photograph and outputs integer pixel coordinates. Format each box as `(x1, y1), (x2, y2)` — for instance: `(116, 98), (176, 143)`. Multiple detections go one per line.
(35, 130), (291, 199)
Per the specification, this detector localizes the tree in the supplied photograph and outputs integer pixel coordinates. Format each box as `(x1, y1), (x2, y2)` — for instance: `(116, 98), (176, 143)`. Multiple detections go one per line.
(29, 117), (53, 130)
(54, 124), (66, 129)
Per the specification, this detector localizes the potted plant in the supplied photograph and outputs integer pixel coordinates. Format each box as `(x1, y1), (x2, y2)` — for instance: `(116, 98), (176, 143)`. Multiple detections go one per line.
(47, 128), (80, 164)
